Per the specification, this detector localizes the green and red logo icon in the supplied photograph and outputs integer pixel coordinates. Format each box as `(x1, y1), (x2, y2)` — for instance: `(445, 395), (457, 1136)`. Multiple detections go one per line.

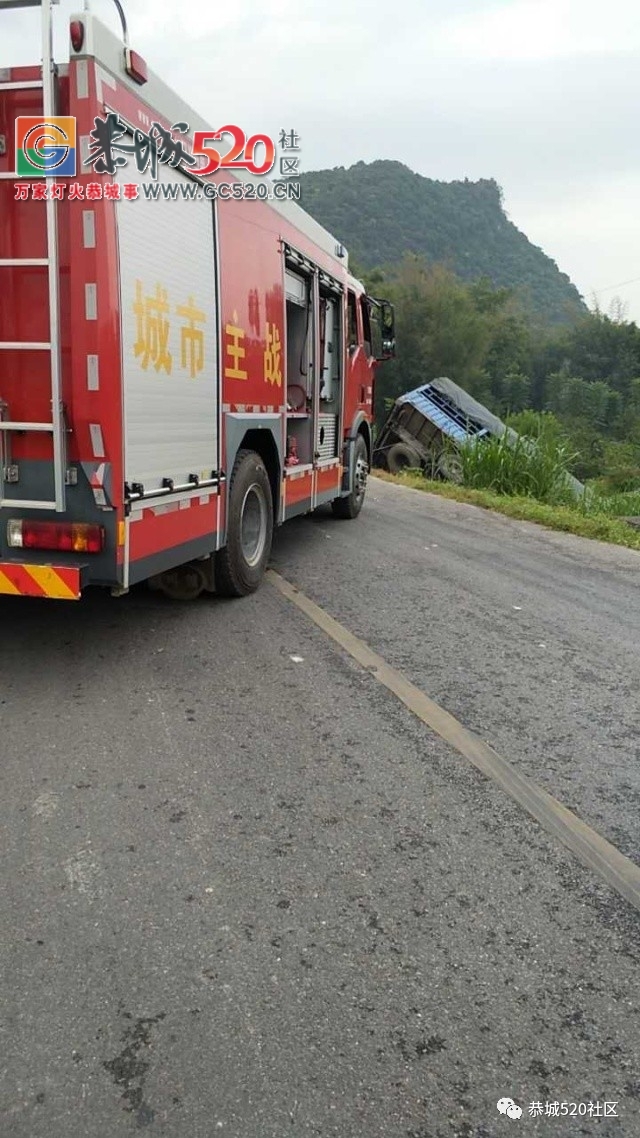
(16, 116), (76, 177)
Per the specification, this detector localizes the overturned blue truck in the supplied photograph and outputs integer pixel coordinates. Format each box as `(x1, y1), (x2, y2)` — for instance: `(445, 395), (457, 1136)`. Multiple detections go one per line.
(372, 376), (585, 498)
(372, 377), (494, 480)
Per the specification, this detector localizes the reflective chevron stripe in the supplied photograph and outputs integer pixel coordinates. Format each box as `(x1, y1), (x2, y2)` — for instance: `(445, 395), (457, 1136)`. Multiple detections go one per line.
(0, 563), (81, 600)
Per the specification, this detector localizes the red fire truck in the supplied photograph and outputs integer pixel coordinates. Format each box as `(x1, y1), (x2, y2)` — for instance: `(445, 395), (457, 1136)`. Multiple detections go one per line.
(0, 0), (394, 601)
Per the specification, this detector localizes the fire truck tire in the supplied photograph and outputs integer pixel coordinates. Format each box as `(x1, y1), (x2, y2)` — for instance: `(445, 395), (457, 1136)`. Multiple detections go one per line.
(387, 442), (422, 474)
(153, 562), (208, 601)
(332, 434), (368, 519)
(216, 449), (274, 596)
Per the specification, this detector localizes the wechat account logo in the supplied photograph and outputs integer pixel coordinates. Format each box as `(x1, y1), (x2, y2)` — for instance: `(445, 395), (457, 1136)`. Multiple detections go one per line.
(497, 1097), (523, 1120)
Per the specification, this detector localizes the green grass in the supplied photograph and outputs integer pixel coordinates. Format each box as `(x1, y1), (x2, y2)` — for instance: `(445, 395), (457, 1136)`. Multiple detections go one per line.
(372, 470), (640, 552)
(454, 430), (579, 505)
(587, 489), (640, 518)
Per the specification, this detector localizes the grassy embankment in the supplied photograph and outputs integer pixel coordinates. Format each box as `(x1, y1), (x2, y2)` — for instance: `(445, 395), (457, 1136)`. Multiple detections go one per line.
(372, 429), (640, 552)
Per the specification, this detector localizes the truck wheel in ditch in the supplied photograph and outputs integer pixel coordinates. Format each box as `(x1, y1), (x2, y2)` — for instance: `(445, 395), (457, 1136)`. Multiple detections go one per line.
(332, 434), (368, 519)
(437, 451), (464, 484)
(216, 449), (274, 596)
(387, 442), (421, 474)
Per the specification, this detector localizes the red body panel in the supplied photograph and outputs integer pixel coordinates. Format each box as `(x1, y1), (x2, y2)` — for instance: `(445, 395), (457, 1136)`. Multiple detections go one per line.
(315, 464), (343, 500)
(128, 493), (220, 563)
(284, 468), (314, 512)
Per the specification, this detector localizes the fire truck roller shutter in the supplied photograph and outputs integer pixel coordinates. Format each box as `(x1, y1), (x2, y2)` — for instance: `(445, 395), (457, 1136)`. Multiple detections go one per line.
(114, 159), (219, 495)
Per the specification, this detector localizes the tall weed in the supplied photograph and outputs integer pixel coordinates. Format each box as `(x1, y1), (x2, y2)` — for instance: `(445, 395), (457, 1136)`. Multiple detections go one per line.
(456, 430), (577, 504)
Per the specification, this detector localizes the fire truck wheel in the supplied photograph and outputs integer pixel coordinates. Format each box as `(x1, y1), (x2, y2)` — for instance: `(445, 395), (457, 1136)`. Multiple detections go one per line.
(216, 449), (274, 596)
(153, 562), (207, 602)
(332, 434), (368, 519)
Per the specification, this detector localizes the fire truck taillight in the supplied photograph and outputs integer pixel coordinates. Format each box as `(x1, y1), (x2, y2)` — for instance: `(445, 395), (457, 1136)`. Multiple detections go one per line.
(7, 520), (105, 555)
(125, 48), (148, 85)
(70, 20), (84, 52)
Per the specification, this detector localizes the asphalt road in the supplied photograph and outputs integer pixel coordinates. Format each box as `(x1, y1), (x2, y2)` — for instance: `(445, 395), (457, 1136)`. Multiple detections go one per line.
(1, 477), (639, 1138)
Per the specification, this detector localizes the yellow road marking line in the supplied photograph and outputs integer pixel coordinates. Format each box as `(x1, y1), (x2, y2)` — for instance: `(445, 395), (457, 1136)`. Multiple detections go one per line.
(268, 569), (640, 914)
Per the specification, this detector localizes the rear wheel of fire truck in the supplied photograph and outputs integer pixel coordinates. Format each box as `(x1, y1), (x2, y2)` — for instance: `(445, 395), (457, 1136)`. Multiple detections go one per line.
(153, 561), (209, 602)
(216, 449), (274, 596)
(332, 434), (368, 519)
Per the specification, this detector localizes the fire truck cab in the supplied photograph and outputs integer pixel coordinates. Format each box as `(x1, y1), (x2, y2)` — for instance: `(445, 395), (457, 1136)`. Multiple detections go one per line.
(0, 0), (395, 601)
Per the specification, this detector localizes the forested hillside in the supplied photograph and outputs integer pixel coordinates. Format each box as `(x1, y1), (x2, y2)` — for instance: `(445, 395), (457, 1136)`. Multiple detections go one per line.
(299, 160), (585, 327)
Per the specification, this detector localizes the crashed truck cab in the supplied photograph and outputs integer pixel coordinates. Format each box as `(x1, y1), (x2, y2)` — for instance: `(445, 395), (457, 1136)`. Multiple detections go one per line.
(0, 0), (395, 601)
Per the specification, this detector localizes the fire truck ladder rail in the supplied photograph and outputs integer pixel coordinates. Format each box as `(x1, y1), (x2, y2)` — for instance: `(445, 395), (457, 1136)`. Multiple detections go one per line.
(0, 0), (45, 9)
(0, 0), (66, 512)
(0, 421), (55, 432)
(0, 259), (49, 267)
(0, 501), (60, 510)
(0, 342), (52, 349)
(0, 79), (43, 90)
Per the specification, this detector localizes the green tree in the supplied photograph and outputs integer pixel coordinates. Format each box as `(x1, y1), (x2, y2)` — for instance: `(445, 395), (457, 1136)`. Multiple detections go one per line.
(500, 370), (531, 414)
(371, 255), (495, 421)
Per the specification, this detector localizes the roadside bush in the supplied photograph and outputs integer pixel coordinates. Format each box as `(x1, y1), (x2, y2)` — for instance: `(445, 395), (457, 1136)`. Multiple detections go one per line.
(506, 409), (565, 442)
(587, 489), (640, 518)
(455, 429), (577, 504)
(594, 466), (640, 495)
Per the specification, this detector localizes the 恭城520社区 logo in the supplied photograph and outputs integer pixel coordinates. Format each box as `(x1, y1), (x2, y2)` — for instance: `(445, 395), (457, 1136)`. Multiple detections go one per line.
(16, 117), (77, 177)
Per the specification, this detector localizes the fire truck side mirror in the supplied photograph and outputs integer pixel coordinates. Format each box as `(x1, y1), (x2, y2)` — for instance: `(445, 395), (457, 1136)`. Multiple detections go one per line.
(373, 299), (396, 361)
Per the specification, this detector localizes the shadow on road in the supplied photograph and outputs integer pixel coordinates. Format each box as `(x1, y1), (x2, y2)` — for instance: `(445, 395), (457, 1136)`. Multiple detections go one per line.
(0, 505), (340, 669)
(0, 584), (227, 667)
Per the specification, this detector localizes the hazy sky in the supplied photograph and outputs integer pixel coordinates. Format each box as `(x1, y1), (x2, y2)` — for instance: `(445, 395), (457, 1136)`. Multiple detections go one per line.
(3, 0), (640, 321)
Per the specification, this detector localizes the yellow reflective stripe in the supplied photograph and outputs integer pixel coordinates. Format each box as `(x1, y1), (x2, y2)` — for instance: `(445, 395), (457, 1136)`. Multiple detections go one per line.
(26, 566), (78, 600)
(0, 569), (21, 596)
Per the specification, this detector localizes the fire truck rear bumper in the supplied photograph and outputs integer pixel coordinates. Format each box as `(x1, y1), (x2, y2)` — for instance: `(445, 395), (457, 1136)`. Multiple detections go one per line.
(0, 562), (83, 601)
